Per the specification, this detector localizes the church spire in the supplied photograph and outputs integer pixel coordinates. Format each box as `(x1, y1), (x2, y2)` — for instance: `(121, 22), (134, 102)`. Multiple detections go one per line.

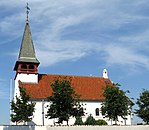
(14, 4), (40, 73)
(17, 21), (39, 64)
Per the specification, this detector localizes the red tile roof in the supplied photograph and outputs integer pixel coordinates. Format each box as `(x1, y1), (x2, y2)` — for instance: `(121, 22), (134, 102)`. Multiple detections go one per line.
(19, 74), (111, 101)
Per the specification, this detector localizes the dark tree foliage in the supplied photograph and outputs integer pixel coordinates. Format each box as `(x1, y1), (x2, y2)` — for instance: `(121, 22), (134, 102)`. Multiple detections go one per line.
(74, 116), (84, 125)
(46, 78), (84, 125)
(101, 83), (133, 123)
(135, 89), (149, 124)
(11, 86), (35, 124)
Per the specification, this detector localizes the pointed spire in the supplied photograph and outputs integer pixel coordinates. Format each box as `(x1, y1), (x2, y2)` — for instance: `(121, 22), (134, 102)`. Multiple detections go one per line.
(17, 22), (39, 64)
(16, 3), (39, 64)
(14, 4), (39, 71)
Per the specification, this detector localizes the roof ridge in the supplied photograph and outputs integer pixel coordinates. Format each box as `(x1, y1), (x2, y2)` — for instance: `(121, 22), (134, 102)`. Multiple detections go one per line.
(20, 81), (38, 85)
(39, 73), (104, 78)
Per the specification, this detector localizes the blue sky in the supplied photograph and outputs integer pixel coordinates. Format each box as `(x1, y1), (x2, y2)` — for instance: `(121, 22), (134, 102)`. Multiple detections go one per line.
(0, 0), (149, 124)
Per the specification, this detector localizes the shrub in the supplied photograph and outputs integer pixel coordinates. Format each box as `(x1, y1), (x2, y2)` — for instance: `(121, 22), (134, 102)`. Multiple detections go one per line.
(95, 119), (108, 125)
(74, 116), (84, 125)
(84, 114), (96, 125)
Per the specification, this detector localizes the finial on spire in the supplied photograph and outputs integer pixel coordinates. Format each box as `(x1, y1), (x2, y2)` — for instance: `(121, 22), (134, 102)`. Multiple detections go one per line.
(26, 3), (30, 23)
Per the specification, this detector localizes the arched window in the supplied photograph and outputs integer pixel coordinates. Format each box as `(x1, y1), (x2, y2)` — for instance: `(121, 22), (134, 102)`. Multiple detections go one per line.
(21, 64), (27, 69)
(29, 65), (34, 69)
(95, 108), (99, 116)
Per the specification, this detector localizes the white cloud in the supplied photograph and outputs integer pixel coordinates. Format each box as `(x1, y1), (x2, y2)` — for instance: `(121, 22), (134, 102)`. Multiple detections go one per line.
(36, 40), (93, 67)
(102, 44), (149, 69)
(1, 0), (149, 71)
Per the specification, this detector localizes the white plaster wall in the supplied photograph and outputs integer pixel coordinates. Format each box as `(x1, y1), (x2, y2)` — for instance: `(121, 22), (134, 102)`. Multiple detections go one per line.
(33, 101), (64, 126)
(16, 73), (38, 83)
(82, 101), (132, 125)
(32, 101), (75, 125)
(81, 101), (110, 124)
(32, 101), (132, 126)
(32, 102), (43, 125)
(82, 101), (103, 120)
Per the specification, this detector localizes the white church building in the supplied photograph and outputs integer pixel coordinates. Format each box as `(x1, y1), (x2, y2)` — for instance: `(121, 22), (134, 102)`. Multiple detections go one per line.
(13, 14), (132, 126)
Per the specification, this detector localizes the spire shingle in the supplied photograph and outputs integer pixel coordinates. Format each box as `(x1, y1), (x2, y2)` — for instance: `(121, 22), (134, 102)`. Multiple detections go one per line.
(17, 22), (39, 63)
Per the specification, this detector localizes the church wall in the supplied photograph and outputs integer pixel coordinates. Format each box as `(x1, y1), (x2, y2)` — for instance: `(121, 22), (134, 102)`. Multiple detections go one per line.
(32, 101), (43, 125)
(82, 101), (103, 121)
(82, 101), (132, 125)
(32, 100), (132, 126)
(32, 101), (56, 126)
(16, 73), (38, 83)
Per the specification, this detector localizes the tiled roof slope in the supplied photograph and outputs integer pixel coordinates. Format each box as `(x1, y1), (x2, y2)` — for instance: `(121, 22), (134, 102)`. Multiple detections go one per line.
(20, 74), (111, 101)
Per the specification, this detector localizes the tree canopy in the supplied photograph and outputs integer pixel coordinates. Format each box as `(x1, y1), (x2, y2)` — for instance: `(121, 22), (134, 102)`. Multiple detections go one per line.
(46, 78), (84, 125)
(11, 86), (35, 124)
(135, 89), (149, 124)
(101, 83), (133, 124)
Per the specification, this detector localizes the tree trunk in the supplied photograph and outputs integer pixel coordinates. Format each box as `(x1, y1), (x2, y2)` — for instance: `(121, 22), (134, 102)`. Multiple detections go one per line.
(115, 120), (117, 125)
(67, 120), (69, 125)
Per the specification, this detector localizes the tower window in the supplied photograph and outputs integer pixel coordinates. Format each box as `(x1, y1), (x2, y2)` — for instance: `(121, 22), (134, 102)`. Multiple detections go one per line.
(95, 108), (99, 116)
(21, 64), (27, 69)
(29, 65), (34, 69)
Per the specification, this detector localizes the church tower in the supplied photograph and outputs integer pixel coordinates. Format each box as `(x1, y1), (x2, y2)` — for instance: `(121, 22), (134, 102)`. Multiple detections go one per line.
(14, 5), (40, 96)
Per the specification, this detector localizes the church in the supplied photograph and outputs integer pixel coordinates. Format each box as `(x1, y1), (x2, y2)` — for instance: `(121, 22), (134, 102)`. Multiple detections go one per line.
(13, 12), (132, 126)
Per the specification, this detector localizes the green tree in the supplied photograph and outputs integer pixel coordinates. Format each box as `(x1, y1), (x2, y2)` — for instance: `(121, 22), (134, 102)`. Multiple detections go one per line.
(46, 78), (84, 125)
(135, 89), (149, 124)
(101, 83), (133, 124)
(11, 85), (35, 124)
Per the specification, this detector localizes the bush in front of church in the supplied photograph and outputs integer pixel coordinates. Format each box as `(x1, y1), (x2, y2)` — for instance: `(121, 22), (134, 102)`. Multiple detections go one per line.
(84, 114), (96, 125)
(74, 116), (84, 125)
(74, 114), (108, 126)
(95, 119), (107, 125)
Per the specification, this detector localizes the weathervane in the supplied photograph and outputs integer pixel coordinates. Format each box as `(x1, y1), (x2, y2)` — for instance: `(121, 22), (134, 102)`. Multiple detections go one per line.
(26, 3), (30, 22)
